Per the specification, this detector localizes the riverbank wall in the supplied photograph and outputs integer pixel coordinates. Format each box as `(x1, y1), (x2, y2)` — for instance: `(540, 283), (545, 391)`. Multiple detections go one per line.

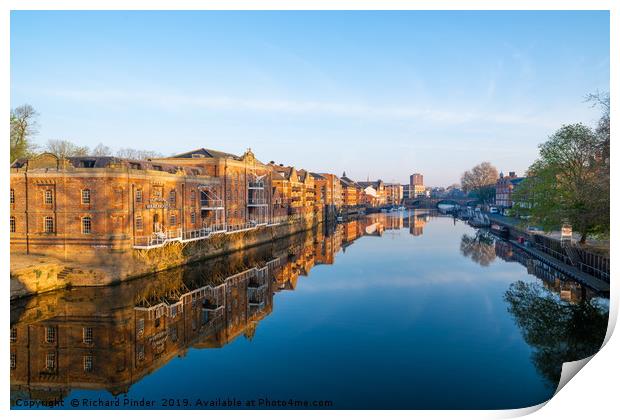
(10, 215), (323, 300)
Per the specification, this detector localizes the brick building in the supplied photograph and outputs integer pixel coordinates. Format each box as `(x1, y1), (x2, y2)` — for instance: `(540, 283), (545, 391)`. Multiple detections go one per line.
(495, 171), (525, 211)
(10, 153), (220, 258)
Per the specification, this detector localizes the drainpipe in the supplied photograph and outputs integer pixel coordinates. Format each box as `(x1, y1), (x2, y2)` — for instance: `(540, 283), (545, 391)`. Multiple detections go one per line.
(24, 170), (30, 255)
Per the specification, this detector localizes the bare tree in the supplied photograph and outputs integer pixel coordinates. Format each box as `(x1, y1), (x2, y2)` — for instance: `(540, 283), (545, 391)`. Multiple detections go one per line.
(46, 139), (90, 158)
(460, 162), (499, 204)
(116, 148), (163, 160)
(92, 143), (113, 156)
(10, 104), (39, 162)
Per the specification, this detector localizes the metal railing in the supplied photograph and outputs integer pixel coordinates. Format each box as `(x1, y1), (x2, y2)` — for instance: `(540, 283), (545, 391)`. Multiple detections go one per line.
(181, 223), (227, 242)
(201, 199), (224, 209)
(132, 214), (309, 249)
(247, 197), (268, 205)
(248, 182), (265, 189)
(134, 228), (182, 248)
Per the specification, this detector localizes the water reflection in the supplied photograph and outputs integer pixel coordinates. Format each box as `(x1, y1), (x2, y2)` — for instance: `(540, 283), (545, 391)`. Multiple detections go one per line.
(10, 211), (609, 408)
(460, 231), (496, 267)
(504, 281), (607, 387)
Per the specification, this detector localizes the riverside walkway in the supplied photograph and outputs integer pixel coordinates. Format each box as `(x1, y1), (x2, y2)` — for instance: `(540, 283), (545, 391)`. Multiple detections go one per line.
(507, 238), (609, 293)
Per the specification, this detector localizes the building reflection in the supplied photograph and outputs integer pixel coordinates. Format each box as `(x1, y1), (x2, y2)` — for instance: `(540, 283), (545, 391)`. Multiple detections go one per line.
(10, 211), (603, 405)
(494, 239), (598, 304)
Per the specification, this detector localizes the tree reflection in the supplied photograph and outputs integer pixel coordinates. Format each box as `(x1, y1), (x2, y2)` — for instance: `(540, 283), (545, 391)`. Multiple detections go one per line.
(504, 280), (608, 387)
(460, 231), (496, 266)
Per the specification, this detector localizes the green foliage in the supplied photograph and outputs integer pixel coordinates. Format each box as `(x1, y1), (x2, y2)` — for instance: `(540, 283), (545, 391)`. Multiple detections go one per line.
(513, 123), (609, 242)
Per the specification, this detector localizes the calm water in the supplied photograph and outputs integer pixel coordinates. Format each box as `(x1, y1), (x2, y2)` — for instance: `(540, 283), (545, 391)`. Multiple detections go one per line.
(10, 211), (609, 410)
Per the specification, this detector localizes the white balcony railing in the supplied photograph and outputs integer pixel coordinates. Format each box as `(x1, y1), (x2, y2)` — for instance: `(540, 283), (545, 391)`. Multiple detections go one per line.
(133, 228), (183, 249)
(248, 182), (265, 189)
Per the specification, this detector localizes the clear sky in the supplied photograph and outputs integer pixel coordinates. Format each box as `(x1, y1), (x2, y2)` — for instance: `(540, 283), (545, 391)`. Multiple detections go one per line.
(10, 10), (609, 186)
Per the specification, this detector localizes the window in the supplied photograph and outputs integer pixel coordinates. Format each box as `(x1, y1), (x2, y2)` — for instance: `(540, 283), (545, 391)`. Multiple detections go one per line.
(83, 355), (93, 372)
(169, 214), (177, 226)
(11, 353), (16, 370)
(135, 216), (143, 231)
(82, 327), (93, 344)
(190, 190), (196, 203)
(135, 189), (143, 203)
(190, 212), (196, 224)
(10, 217), (15, 233)
(10, 328), (17, 343)
(46, 352), (56, 371)
(137, 344), (145, 361)
(170, 325), (177, 342)
(44, 217), (54, 233)
(81, 160), (96, 168)
(44, 190), (53, 205)
(45, 326), (56, 343)
(81, 189), (91, 204)
(169, 190), (176, 205)
(10, 189), (14, 204)
(137, 319), (145, 338)
(81, 217), (92, 234)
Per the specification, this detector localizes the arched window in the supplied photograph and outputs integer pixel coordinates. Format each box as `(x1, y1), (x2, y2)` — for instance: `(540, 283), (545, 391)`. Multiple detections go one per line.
(81, 216), (92, 234)
(10, 216), (16, 233)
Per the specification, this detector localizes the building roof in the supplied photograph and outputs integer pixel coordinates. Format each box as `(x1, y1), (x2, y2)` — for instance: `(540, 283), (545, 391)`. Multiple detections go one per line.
(171, 148), (241, 160)
(271, 170), (286, 181)
(309, 172), (326, 180)
(340, 175), (360, 188)
(357, 180), (383, 189)
(11, 153), (205, 175)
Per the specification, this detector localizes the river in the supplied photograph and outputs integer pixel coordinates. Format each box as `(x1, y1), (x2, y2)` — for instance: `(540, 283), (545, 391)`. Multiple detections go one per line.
(10, 210), (609, 410)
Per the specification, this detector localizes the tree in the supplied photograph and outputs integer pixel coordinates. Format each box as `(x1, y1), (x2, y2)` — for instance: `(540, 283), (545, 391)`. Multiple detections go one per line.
(460, 162), (498, 204)
(514, 123), (608, 243)
(45, 139), (90, 157)
(10, 104), (39, 162)
(92, 143), (113, 156)
(116, 148), (163, 160)
(459, 231), (496, 266)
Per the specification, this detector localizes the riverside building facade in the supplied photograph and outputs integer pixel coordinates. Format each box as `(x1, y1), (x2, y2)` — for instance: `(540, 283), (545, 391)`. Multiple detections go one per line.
(9, 153), (223, 258)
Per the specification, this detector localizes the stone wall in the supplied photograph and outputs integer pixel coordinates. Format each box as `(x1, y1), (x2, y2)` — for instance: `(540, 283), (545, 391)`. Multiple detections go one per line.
(11, 215), (322, 300)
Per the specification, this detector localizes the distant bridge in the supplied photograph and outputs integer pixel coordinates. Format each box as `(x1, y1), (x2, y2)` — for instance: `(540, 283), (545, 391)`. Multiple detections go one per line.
(405, 197), (479, 209)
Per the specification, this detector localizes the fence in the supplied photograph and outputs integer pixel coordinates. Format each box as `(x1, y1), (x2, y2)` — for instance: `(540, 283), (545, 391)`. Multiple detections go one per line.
(531, 234), (610, 283)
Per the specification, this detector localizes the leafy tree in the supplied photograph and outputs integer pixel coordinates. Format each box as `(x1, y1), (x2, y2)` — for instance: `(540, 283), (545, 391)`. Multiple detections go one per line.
(504, 280), (608, 387)
(45, 139), (90, 157)
(460, 162), (498, 205)
(116, 148), (163, 160)
(514, 123), (608, 243)
(10, 104), (39, 162)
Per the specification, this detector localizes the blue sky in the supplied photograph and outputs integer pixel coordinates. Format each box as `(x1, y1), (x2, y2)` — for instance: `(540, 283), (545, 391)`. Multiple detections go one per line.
(10, 10), (609, 186)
